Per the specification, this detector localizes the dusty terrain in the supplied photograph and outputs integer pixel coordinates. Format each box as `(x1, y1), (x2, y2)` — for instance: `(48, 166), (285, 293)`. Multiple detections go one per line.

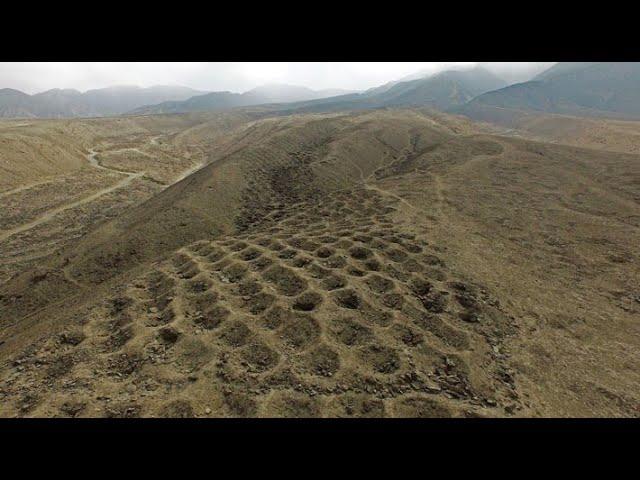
(0, 112), (261, 283)
(0, 108), (638, 417)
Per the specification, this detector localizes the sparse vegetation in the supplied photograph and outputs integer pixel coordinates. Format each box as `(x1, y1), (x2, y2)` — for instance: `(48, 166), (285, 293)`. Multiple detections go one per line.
(1, 105), (639, 418)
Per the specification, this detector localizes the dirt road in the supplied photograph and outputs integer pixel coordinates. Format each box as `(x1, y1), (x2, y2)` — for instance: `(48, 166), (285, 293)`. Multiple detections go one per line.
(0, 133), (207, 244)
(0, 150), (145, 243)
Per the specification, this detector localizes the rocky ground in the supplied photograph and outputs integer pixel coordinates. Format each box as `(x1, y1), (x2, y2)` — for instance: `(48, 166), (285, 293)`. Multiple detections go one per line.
(1, 109), (638, 417)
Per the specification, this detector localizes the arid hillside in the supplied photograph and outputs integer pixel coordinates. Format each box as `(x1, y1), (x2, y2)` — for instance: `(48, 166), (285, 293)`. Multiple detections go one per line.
(0, 109), (638, 417)
(0, 111), (264, 284)
(474, 110), (640, 156)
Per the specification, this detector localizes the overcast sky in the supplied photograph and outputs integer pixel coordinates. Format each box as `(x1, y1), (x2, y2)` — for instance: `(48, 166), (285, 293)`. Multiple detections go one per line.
(0, 62), (556, 94)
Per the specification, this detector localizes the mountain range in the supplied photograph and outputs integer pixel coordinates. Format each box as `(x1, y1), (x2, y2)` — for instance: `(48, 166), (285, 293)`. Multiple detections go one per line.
(132, 67), (508, 116)
(0, 85), (207, 118)
(4, 63), (640, 122)
(456, 62), (640, 121)
(129, 84), (357, 115)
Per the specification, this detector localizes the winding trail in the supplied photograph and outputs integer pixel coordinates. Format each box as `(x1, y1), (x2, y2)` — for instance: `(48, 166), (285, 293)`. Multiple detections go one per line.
(0, 179), (54, 199)
(353, 137), (421, 213)
(0, 150), (144, 243)
(364, 181), (419, 213)
(0, 133), (207, 244)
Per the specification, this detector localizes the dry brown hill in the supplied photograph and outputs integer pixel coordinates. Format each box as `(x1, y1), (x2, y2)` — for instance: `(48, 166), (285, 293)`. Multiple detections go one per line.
(1, 109), (638, 417)
(0, 111), (266, 284)
(475, 110), (640, 156)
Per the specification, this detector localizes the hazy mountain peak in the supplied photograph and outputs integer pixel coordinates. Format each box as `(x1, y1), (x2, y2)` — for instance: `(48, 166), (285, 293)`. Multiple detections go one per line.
(0, 87), (30, 96)
(244, 84), (320, 103)
(533, 62), (600, 81)
(0, 84), (208, 118)
(130, 83), (358, 115)
(35, 88), (83, 96)
(458, 62), (640, 121)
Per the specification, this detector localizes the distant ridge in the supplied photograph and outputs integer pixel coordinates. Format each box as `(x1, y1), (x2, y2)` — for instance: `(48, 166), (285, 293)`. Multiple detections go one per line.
(0, 85), (207, 118)
(130, 68), (508, 116)
(532, 62), (599, 81)
(456, 62), (640, 121)
(275, 67), (508, 114)
(129, 84), (358, 115)
(0, 88), (34, 118)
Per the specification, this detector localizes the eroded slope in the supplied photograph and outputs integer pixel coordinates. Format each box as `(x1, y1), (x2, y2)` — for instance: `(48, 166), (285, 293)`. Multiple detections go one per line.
(1, 109), (639, 417)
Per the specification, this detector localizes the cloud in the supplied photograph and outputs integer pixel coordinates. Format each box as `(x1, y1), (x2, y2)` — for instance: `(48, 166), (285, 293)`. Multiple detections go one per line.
(0, 62), (556, 94)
